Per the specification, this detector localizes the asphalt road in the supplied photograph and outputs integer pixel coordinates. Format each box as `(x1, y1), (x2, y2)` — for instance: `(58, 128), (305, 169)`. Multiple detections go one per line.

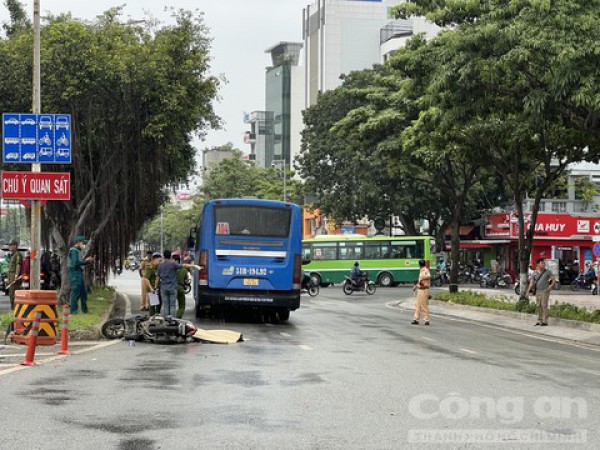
(0, 271), (598, 450)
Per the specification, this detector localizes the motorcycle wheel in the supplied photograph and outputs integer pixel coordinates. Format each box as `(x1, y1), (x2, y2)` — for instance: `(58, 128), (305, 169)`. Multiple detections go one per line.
(101, 319), (126, 339)
(433, 276), (443, 287)
(570, 281), (581, 291)
(366, 283), (376, 295)
(184, 282), (192, 294)
(593, 286), (598, 295)
(308, 285), (319, 297)
(479, 279), (487, 288)
(514, 284), (520, 295)
(342, 282), (353, 295)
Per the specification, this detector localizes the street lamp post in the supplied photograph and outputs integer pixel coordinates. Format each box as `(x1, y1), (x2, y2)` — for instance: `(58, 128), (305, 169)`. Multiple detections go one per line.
(271, 159), (287, 202)
(30, 0), (41, 290)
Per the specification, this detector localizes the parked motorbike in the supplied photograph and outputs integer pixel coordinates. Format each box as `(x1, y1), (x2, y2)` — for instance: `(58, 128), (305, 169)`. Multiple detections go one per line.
(514, 279), (561, 295)
(343, 273), (376, 295)
(129, 261), (140, 272)
(101, 314), (197, 344)
(301, 273), (319, 297)
(480, 272), (513, 289)
(432, 270), (450, 287)
(570, 273), (596, 291)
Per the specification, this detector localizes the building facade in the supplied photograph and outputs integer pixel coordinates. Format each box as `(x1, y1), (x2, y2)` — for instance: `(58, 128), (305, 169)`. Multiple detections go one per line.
(243, 110), (274, 168)
(265, 42), (306, 168)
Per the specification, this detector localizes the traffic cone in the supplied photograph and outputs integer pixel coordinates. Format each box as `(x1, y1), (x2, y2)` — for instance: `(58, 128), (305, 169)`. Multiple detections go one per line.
(58, 304), (71, 356)
(21, 312), (42, 366)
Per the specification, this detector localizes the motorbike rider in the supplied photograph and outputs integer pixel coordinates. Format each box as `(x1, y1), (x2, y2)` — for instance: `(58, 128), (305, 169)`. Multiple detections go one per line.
(350, 261), (363, 287)
(584, 262), (596, 284)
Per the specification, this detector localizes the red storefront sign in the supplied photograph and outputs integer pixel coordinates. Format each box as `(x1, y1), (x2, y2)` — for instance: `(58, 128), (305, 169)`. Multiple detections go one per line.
(500, 214), (600, 239)
(1, 171), (71, 201)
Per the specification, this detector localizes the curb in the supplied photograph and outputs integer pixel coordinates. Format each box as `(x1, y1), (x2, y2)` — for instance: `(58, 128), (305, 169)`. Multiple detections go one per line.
(388, 299), (600, 348)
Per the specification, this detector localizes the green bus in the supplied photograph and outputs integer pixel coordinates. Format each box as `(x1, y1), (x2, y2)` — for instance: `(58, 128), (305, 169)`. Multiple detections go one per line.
(302, 235), (436, 287)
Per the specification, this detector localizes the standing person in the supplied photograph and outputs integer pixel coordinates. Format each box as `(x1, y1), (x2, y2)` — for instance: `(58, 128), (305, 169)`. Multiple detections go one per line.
(173, 255), (188, 319)
(155, 250), (200, 317)
(526, 258), (556, 326)
(68, 236), (94, 314)
(411, 259), (431, 325)
(144, 253), (162, 315)
(138, 251), (153, 311)
(7, 239), (23, 310)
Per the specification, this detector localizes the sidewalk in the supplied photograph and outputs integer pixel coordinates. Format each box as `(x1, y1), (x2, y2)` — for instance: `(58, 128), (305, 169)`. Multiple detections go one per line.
(390, 297), (600, 348)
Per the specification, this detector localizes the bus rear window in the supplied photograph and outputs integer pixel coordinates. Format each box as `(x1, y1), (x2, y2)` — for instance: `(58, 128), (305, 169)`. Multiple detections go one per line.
(214, 206), (291, 238)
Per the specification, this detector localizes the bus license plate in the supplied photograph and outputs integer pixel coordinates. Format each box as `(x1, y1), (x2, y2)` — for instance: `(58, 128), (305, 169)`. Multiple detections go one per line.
(244, 278), (259, 286)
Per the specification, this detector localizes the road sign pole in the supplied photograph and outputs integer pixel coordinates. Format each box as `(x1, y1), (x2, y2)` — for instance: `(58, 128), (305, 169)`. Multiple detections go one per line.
(30, 0), (41, 290)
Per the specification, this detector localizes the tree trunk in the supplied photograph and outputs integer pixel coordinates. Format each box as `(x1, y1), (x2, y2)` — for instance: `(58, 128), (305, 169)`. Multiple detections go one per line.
(449, 213), (461, 293)
(515, 197), (531, 301)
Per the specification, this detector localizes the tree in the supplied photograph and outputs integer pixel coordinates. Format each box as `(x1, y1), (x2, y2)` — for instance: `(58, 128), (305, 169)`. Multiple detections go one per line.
(299, 66), (448, 236)
(396, 0), (600, 298)
(202, 154), (303, 204)
(2, 0), (30, 37)
(0, 7), (220, 300)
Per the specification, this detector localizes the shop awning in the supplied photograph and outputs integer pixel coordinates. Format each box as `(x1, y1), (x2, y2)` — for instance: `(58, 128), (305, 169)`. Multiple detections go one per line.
(444, 240), (511, 250)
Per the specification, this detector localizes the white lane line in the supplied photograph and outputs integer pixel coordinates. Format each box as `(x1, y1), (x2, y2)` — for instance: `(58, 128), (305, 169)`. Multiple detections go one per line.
(298, 345), (313, 351)
(422, 337), (436, 342)
(460, 348), (478, 355)
(122, 293), (132, 316)
(280, 332), (292, 338)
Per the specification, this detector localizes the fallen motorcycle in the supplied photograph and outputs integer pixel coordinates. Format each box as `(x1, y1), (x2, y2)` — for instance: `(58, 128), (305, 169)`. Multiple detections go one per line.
(101, 314), (197, 344)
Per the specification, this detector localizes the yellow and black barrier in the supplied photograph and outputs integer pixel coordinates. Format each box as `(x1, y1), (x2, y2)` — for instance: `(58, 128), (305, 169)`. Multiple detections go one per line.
(12, 290), (58, 346)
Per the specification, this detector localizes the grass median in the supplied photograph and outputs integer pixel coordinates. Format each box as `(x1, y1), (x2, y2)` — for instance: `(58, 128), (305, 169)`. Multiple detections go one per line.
(433, 291), (600, 325)
(0, 285), (116, 334)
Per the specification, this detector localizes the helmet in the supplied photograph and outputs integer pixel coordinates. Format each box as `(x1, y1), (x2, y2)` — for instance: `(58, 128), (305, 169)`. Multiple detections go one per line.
(354, 261), (359, 266)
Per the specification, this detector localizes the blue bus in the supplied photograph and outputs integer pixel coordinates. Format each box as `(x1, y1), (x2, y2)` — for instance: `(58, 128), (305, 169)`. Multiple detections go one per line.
(193, 199), (303, 321)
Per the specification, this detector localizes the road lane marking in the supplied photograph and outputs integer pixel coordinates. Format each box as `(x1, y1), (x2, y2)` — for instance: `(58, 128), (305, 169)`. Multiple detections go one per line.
(280, 332), (292, 337)
(299, 345), (313, 351)
(422, 337), (436, 342)
(122, 293), (132, 316)
(459, 348), (478, 355)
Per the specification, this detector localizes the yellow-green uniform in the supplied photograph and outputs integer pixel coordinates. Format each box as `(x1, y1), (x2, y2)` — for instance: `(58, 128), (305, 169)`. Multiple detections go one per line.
(145, 265), (161, 315)
(8, 250), (23, 309)
(176, 267), (187, 319)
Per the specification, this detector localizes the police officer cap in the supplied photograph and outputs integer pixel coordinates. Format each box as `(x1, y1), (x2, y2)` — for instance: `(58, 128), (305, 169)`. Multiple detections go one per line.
(8, 239), (18, 246)
(74, 235), (88, 244)
(152, 252), (162, 258)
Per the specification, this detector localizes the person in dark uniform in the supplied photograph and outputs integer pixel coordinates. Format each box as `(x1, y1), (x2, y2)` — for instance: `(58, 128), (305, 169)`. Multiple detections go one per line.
(7, 239), (22, 310)
(68, 236), (94, 314)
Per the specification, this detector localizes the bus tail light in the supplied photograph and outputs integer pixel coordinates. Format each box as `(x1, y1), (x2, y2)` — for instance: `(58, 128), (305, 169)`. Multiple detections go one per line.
(198, 251), (208, 286)
(293, 254), (302, 290)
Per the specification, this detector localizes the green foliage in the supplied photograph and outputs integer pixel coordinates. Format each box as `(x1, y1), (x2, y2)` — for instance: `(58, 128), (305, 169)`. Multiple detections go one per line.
(435, 291), (517, 311)
(69, 286), (115, 331)
(574, 177), (598, 206)
(141, 198), (204, 251)
(201, 155), (304, 204)
(0, 7), (219, 288)
(435, 292), (600, 324)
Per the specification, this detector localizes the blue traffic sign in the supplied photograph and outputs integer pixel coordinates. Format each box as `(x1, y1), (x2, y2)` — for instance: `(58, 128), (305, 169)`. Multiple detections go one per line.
(594, 244), (600, 257)
(2, 113), (71, 164)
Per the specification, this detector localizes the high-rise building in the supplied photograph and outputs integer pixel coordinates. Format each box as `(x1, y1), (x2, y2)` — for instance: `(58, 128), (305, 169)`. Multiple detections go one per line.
(265, 42), (305, 169)
(243, 110), (274, 168)
(302, 0), (439, 107)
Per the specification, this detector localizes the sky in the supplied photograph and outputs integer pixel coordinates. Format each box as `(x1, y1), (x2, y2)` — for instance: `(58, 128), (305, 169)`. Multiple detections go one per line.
(0, 0), (310, 157)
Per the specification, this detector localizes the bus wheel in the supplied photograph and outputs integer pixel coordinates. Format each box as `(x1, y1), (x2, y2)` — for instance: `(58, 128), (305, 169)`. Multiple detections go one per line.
(310, 273), (322, 287)
(278, 310), (290, 321)
(378, 272), (394, 287)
